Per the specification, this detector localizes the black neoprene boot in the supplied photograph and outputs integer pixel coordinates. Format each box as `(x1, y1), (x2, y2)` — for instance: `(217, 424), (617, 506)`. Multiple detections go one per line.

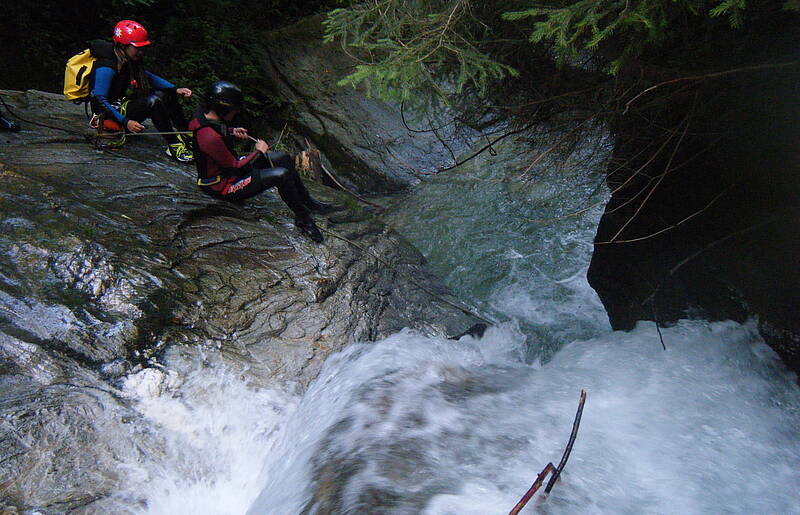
(295, 214), (324, 243)
(306, 198), (338, 215)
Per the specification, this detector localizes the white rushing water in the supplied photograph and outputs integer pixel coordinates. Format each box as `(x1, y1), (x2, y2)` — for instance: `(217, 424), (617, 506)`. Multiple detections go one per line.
(116, 365), (299, 515)
(249, 319), (800, 514)
(118, 134), (800, 514)
(121, 319), (800, 514)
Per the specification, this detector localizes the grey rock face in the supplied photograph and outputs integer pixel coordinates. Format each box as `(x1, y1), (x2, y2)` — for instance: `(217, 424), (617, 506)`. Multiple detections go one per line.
(257, 15), (475, 194)
(0, 89), (479, 511)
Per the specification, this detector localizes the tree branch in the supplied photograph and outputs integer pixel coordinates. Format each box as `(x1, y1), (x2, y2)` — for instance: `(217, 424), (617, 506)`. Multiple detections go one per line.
(624, 61), (800, 114)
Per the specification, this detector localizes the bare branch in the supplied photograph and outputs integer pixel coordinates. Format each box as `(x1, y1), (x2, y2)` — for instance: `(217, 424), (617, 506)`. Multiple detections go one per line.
(624, 61), (800, 114)
(508, 390), (588, 514)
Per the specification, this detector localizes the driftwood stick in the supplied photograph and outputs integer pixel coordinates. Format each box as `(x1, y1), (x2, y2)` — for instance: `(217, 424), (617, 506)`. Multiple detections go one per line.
(299, 137), (386, 209)
(545, 389), (587, 493)
(508, 390), (587, 514)
(508, 462), (556, 515)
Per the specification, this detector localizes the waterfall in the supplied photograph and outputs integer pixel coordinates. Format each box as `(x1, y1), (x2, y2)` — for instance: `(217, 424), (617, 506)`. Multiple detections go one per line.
(118, 133), (800, 515)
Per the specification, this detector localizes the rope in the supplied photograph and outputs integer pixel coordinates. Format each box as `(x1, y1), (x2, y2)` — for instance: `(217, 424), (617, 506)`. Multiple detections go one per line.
(96, 130), (193, 138)
(0, 94), (182, 142)
(2, 94), (382, 211)
(246, 130), (384, 211)
(318, 161), (385, 210)
(0, 93), (90, 139)
(0, 93), (194, 142)
(303, 136), (384, 210)
(317, 224), (496, 326)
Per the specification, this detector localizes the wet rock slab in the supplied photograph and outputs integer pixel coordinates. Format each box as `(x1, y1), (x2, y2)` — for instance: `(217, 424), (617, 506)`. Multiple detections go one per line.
(0, 89), (478, 512)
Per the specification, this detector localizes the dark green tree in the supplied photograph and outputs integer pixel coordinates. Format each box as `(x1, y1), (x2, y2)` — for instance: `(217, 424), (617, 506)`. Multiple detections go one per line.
(323, 0), (799, 108)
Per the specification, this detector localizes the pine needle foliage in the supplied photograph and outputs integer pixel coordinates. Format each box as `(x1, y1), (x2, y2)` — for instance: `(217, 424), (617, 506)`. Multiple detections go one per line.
(504, 0), (797, 74)
(325, 0), (799, 105)
(323, 1), (519, 109)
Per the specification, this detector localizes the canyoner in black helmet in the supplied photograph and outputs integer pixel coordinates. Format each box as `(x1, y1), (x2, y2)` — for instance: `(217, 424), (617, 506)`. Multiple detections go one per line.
(88, 20), (193, 162)
(188, 81), (336, 243)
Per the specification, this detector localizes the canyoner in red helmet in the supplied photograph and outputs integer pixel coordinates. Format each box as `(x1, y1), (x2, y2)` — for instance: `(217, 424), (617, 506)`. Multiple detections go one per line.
(113, 19), (151, 47)
(89, 20), (193, 162)
(189, 81), (338, 243)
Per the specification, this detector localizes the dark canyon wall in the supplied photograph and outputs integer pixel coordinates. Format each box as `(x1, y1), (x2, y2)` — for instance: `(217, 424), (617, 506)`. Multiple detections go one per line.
(588, 40), (800, 372)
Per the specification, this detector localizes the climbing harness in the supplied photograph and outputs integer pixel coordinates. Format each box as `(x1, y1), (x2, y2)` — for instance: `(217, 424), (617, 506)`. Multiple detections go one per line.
(197, 175), (221, 186)
(89, 99), (129, 148)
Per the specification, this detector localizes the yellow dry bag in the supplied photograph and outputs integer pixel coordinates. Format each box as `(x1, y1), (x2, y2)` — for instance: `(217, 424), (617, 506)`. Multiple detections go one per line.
(63, 49), (96, 101)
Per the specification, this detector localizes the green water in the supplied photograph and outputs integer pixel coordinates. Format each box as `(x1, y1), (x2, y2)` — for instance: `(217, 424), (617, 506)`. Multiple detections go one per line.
(383, 128), (612, 358)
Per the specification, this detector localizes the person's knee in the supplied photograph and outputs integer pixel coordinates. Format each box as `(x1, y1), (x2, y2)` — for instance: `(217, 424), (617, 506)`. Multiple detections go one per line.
(145, 92), (165, 109)
(269, 152), (293, 169)
(271, 167), (289, 179)
(258, 167), (289, 183)
(147, 90), (177, 109)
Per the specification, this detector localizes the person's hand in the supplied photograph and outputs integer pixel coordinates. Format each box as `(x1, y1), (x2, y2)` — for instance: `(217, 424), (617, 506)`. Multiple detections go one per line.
(176, 88), (192, 98)
(255, 139), (269, 154)
(126, 119), (145, 133)
(232, 127), (249, 140)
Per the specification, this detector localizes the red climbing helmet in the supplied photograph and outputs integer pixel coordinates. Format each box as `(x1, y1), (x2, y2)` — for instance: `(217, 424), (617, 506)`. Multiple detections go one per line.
(113, 20), (151, 47)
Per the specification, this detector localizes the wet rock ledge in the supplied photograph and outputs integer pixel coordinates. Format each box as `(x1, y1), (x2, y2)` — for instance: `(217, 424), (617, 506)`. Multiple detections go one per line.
(0, 89), (478, 512)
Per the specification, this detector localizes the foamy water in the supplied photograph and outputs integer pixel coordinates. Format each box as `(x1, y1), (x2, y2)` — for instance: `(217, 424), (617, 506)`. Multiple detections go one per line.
(116, 366), (299, 515)
(120, 317), (800, 514)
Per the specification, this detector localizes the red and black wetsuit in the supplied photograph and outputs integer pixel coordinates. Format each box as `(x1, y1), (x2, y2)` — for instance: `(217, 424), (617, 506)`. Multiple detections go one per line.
(188, 111), (312, 214)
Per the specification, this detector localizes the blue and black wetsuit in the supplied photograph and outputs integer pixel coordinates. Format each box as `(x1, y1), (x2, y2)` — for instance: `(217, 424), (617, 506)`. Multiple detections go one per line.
(89, 40), (187, 143)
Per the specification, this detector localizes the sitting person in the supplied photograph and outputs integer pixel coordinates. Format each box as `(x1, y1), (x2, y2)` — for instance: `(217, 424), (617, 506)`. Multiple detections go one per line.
(189, 81), (334, 243)
(89, 20), (193, 162)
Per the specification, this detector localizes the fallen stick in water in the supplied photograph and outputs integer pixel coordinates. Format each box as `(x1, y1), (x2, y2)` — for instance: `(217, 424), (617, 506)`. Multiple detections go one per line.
(508, 389), (587, 514)
(508, 463), (555, 515)
(545, 389), (587, 492)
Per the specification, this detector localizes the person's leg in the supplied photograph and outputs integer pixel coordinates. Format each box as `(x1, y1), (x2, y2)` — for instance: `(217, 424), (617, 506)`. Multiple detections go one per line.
(123, 96), (150, 123)
(264, 151), (312, 202)
(128, 92), (192, 162)
(159, 90), (189, 132)
(220, 167), (307, 214)
(127, 92), (177, 143)
(216, 166), (323, 242)
(263, 151), (337, 213)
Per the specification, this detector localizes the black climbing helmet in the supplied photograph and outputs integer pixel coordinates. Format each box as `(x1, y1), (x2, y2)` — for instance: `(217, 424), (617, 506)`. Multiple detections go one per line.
(204, 81), (243, 117)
